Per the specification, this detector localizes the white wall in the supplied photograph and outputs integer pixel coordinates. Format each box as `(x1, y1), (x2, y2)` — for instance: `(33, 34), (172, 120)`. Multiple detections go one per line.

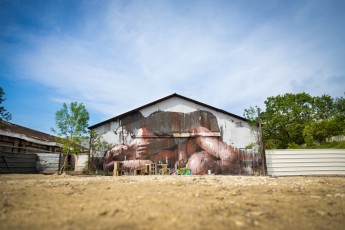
(74, 154), (88, 172)
(141, 97), (255, 148)
(94, 96), (256, 149)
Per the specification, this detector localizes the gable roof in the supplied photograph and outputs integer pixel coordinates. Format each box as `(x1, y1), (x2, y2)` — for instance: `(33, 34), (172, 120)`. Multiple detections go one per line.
(0, 120), (58, 144)
(0, 121), (89, 150)
(89, 93), (248, 129)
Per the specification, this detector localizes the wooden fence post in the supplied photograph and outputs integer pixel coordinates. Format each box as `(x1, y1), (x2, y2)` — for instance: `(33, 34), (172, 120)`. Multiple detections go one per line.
(258, 107), (267, 175)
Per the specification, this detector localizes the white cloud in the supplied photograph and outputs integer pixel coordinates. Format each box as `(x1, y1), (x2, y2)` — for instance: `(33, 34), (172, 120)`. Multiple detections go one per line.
(9, 0), (345, 122)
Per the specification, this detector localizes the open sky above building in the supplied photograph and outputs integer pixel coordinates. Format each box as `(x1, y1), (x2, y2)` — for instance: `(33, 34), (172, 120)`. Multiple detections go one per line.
(1, 0), (344, 134)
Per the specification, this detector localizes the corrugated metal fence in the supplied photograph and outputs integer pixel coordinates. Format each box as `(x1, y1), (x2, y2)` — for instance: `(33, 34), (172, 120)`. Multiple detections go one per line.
(0, 152), (37, 173)
(266, 149), (345, 176)
(0, 152), (62, 174)
(36, 153), (61, 174)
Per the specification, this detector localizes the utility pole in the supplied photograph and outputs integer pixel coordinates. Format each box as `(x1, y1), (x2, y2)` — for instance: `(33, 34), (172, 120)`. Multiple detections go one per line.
(258, 107), (267, 175)
(88, 133), (92, 173)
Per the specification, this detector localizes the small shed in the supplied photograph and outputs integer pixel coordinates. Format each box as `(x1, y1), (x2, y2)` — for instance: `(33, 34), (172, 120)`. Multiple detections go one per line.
(0, 121), (61, 154)
(0, 121), (89, 174)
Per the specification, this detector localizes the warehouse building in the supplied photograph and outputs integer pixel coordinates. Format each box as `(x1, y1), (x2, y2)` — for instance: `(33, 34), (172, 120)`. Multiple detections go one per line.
(89, 93), (260, 175)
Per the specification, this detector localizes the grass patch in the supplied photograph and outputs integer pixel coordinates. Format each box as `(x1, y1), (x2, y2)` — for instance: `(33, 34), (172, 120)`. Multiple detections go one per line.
(316, 141), (345, 149)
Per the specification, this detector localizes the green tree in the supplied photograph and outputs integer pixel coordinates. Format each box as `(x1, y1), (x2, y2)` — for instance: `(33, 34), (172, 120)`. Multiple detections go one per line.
(245, 92), (345, 149)
(262, 93), (314, 148)
(302, 94), (345, 145)
(334, 94), (345, 135)
(243, 105), (260, 148)
(313, 94), (335, 120)
(89, 130), (113, 173)
(90, 130), (112, 156)
(0, 87), (12, 121)
(303, 120), (337, 146)
(51, 102), (89, 174)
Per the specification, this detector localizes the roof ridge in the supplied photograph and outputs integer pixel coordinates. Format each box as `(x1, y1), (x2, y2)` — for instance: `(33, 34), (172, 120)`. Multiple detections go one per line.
(89, 93), (247, 129)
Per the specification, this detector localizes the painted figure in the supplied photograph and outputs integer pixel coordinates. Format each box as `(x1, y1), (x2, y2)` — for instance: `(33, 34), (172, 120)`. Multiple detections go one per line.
(103, 110), (252, 175)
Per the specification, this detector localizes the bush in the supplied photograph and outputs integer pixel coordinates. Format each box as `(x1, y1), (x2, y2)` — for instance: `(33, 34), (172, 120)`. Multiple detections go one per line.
(287, 142), (300, 149)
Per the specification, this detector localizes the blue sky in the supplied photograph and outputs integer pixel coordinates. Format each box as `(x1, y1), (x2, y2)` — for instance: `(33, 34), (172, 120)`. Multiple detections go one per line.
(1, 0), (344, 134)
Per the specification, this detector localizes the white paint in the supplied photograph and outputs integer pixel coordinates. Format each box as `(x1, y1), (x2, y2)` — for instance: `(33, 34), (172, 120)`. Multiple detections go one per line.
(140, 97), (256, 147)
(140, 97), (197, 117)
(213, 111), (255, 148)
(93, 96), (257, 149)
(93, 120), (120, 146)
(75, 154), (88, 171)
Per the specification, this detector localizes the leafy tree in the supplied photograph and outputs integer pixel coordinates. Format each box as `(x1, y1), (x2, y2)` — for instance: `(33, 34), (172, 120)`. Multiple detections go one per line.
(303, 94), (345, 145)
(51, 102), (89, 174)
(244, 92), (345, 149)
(303, 120), (337, 146)
(243, 106), (258, 125)
(89, 130), (113, 172)
(313, 94), (335, 120)
(262, 93), (314, 148)
(334, 94), (345, 135)
(90, 130), (113, 156)
(0, 87), (12, 121)
(243, 106), (260, 148)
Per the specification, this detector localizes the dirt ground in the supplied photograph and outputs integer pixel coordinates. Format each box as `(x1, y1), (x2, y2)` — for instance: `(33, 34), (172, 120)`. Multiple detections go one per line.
(0, 174), (344, 230)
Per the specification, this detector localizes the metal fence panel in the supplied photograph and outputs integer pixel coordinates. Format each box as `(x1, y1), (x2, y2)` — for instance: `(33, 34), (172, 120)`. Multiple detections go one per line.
(36, 152), (61, 173)
(0, 152), (37, 173)
(266, 149), (345, 176)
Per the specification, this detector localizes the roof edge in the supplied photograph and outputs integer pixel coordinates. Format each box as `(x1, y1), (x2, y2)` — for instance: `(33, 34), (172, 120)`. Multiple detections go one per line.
(89, 93), (248, 129)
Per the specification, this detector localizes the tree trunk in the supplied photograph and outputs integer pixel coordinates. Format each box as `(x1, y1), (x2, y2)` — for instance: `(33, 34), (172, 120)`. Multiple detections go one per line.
(59, 154), (68, 174)
(59, 142), (71, 175)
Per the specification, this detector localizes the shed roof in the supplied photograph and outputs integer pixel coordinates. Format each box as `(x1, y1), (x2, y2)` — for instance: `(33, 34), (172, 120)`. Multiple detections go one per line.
(0, 120), (57, 143)
(89, 93), (248, 129)
(0, 121), (89, 150)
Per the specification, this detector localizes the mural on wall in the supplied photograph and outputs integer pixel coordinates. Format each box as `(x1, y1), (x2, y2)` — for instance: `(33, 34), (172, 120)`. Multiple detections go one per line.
(104, 110), (260, 175)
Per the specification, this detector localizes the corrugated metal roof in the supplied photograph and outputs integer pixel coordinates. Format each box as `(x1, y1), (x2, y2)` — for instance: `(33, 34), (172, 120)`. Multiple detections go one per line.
(0, 121), (57, 143)
(89, 93), (248, 129)
(0, 121), (89, 150)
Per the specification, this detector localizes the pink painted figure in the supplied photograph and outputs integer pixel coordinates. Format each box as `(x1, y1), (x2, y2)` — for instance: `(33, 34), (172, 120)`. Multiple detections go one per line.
(104, 126), (239, 175)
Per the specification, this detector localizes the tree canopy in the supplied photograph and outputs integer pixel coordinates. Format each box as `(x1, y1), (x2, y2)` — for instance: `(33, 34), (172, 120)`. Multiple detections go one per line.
(244, 93), (345, 149)
(52, 102), (89, 173)
(0, 87), (12, 122)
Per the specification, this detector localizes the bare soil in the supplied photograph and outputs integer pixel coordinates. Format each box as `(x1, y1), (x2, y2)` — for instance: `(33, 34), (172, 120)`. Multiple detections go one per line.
(1, 174), (344, 230)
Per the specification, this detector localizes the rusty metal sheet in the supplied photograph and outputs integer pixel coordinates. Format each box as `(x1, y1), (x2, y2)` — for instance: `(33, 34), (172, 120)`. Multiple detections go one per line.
(103, 110), (260, 175)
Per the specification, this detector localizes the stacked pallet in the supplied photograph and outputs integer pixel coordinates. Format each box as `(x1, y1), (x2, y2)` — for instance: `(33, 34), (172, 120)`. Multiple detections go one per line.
(113, 161), (124, 176)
